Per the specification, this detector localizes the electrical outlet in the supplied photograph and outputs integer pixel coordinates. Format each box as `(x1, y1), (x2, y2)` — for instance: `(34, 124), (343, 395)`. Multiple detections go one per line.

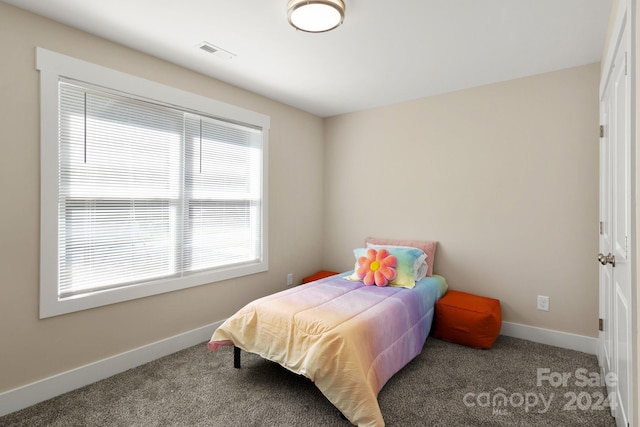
(537, 295), (550, 311)
(287, 273), (293, 286)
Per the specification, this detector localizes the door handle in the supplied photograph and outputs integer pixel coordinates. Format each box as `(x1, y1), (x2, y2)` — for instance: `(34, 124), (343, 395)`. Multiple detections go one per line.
(598, 252), (616, 267)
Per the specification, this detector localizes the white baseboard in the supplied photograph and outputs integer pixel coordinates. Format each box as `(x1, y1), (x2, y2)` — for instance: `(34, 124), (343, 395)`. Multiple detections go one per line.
(0, 320), (597, 418)
(500, 321), (597, 355)
(0, 320), (222, 418)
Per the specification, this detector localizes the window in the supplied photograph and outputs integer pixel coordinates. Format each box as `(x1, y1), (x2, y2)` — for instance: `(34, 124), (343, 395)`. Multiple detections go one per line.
(37, 48), (269, 318)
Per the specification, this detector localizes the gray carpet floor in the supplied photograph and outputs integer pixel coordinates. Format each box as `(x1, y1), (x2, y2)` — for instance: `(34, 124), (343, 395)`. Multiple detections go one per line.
(0, 336), (616, 426)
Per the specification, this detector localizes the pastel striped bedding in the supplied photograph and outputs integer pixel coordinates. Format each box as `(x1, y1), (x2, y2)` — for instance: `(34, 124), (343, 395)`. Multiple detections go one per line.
(208, 272), (448, 426)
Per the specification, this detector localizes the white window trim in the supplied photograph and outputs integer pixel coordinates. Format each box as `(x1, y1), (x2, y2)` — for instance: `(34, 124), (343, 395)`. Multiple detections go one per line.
(37, 48), (269, 318)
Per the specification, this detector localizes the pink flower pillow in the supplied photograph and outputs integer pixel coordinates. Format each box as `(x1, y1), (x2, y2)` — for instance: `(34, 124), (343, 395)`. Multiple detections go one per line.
(355, 248), (397, 286)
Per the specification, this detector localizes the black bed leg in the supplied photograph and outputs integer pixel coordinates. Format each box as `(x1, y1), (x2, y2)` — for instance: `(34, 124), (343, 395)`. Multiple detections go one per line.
(233, 346), (241, 369)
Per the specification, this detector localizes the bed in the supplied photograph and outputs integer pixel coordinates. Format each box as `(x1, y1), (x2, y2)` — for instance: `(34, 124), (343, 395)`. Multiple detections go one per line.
(208, 238), (447, 426)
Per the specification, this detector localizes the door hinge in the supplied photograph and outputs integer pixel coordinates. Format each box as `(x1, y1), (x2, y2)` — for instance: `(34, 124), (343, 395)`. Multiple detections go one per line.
(625, 236), (628, 254)
(599, 318), (604, 331)
(600, 125), (604, 138)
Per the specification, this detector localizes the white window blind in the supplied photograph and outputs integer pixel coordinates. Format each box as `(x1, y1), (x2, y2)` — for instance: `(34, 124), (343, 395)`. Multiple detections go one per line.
(57, 80), (263, 299)
(38, 48), (269, 318)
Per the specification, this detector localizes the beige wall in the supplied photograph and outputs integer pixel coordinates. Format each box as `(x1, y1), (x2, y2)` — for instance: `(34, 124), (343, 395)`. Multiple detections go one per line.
(323, 64), (600, 337)
(0, 0), (611, 402)
(0, 3), (325, 393)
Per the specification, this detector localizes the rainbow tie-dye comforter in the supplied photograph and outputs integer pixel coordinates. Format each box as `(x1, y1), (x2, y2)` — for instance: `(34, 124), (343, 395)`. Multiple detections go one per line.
(208, 273), (448, 426)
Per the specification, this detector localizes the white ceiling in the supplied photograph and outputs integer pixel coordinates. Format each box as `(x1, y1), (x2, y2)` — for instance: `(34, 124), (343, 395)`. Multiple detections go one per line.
(5, 0), (611, 117)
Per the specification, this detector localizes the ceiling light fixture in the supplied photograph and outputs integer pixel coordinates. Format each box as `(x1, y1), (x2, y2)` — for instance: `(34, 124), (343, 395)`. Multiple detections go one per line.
(287, 0), (345, 33)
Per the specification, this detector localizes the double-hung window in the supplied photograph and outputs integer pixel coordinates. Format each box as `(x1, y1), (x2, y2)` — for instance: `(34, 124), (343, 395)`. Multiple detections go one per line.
(37, 48), (269, 318)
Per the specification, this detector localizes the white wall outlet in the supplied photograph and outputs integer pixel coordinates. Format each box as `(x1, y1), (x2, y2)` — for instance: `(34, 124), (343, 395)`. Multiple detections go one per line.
(537, 295), (550, 311)
(287, 273), (293, 286)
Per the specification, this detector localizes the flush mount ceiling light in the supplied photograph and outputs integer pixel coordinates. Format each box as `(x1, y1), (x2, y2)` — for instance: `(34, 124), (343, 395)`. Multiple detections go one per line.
(287, 0), (345, 33)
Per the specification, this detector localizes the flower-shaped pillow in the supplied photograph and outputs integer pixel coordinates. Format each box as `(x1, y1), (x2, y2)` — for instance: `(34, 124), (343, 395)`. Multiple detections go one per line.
(354, 248), (397, 286)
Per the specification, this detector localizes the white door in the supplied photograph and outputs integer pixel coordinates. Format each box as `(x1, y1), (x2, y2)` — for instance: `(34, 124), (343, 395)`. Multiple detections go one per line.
(599, 20), (633, 427)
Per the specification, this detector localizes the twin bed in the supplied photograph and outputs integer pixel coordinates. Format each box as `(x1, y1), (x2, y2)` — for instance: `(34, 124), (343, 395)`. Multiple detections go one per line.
(208, 238), (447, 426)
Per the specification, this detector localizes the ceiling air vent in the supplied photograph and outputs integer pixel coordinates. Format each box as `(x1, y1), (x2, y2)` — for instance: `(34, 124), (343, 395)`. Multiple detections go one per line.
(198, 42), (235, 60)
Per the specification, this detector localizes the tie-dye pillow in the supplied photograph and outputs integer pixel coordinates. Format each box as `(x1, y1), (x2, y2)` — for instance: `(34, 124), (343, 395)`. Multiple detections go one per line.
(366, 244), (428, 280)
(347, 246), (427, 289)
(365, 238), (437, 277)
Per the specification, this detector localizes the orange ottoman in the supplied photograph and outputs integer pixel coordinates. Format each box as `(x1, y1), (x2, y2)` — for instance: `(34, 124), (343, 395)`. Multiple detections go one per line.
(434, 290), (502, 349)
(302, 270), (339, 284)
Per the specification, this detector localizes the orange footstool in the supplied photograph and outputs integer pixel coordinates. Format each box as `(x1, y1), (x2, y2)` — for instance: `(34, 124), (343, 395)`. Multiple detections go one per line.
(302, 270), (339, 284)
(433, 290), (502, 349)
